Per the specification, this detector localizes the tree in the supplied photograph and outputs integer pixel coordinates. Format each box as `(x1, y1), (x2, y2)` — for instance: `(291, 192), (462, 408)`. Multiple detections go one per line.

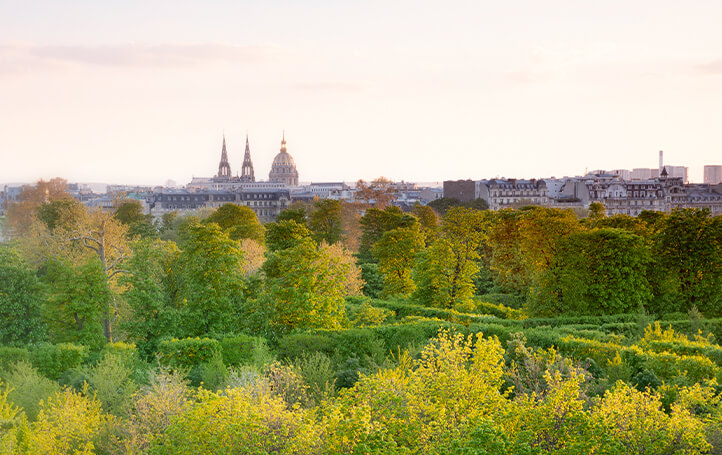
(650, 209), (722, 315)
(265, 220), (311, 253)
(413, 207), (489, 309)
(37, 199), (84, 231)
(277, 203), (308, 225)
(203, 203), (264, 243)
(119, 239), (181, 358)
(0, 246), (47, 345)
(372, 225), (425, 298)
(308, 199), (343, 245)
(413, 203), (438, 245)
(531, 228), (652, 316)
(5, 178), (72, 237)
(358, 206), (417, 261)
(355, 177), (395, 208)
(175, 222), (246, 335)
(43, 259), (110, 347)
(263, 238), (353, 332)
(115, 199), (157, 239)
(428, 197), (489, 216)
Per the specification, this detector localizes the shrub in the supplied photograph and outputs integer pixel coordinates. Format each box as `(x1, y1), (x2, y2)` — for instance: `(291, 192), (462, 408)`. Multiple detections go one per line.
(0, 346), (30, 372)
(293, 352), (336, 405)
(100, 341), (138, 366)
(156, 338), (222, 369)
(30, 342), (88, 380)
(4, 361), (59, 420)
(190, 357), (228, 391)
(276, 334), (334, 360)
(350, 302), (393, 327)
(214, 334), (259, 367)
(87, 352), (138, 416)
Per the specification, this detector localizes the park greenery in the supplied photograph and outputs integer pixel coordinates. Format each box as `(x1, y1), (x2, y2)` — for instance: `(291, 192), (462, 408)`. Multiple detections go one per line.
(0, 179), (721, 453)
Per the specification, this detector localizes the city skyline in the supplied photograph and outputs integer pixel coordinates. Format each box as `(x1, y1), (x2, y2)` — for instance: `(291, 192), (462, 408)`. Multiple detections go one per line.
(2, 1), (722, 185)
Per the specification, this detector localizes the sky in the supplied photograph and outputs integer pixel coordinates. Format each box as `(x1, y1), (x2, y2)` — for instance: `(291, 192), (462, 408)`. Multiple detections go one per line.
(1, 0), (721, 186)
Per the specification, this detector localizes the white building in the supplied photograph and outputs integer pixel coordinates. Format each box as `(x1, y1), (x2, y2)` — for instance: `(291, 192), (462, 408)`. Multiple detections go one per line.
(704, 165), (722, 184)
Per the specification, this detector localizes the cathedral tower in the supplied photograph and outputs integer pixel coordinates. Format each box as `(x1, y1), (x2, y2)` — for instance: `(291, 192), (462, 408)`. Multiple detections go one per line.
(216, 135), (232, 180)
(240, 134), (255, 183)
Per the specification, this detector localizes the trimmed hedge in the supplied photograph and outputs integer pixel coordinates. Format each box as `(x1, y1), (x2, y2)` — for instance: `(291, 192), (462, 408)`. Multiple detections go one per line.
(157, 338), (222, 369)
(215, 334), (261, 366)
(30, 343), (88, 380)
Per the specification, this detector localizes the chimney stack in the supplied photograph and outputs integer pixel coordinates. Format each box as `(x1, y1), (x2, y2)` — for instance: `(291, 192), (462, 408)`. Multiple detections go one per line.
(659, 150), (664, 176)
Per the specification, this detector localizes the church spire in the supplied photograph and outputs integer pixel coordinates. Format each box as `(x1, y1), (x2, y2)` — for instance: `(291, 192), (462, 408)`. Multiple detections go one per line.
(216, 134), (232, 180)
(240, 133), (255, 183)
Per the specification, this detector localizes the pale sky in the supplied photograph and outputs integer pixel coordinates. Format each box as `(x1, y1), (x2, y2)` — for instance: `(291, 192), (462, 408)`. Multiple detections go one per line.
(1, 0), (721, 186)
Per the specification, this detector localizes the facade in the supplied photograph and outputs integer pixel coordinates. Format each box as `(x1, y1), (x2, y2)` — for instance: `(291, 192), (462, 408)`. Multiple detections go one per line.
(704, 165), (722, 184)
(150, 188), (290, 222)
(268, 133), (299, 186)
(477, 179), (549, 210)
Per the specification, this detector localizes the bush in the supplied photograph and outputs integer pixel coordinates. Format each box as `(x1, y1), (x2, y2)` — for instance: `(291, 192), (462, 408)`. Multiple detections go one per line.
(87, 352), (138, 416)
(30, 342), (88, 380)
(101, 341), (138, 366)
(157, 338), (222, 369)
(0, 346), (30, 372)
(294, 352), (336, 405)
(189, 356), (228, 391)
(350, 302), (394, 327)
(4, 361), (59, 420)
(214, 334), (260, 367)
(475, 299), (526, 320)
(277, 334), (334, 360)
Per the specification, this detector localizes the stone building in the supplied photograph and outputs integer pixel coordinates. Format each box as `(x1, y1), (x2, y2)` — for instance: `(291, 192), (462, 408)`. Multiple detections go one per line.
(149, 188), (290, 222)
(442, 179), (476, 202)
(268, 133), (299, 186)
(477, 179), (549, 210)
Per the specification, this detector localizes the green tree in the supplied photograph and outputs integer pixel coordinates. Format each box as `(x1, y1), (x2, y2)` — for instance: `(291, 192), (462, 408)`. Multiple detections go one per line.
(358, 206), (417, 262)
(263, 238), (352, 332)
(203, 203), (265, 243)
(119, 239), (181, 358)
(265, 220), (311, 253)
(114, 199), (146, 225)
(175, 222), (246, 335)
(651, 209), (722, 315)
(413, 203), (439, 245)
(0, 246), (46, 345)
(372, 225), (425, 298)
(277, 203), (308, 225)
(413, 208), (488, 309)
(308, 199), (343, 245)
(532, 228), (652, 316)
(42, 259), (110, 348)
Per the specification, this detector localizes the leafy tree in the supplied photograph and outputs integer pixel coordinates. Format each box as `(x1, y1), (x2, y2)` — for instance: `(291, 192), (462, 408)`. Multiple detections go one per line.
(413, 207), (492, 309)
(308, 199), (343, 245)
(0, 246), (47, 345)
(355, 177), (395, 208)
(114, 199), (146, 225)
(175, 222), (246, 335)
(587, 201), (606, 219)
(358, 205), (417, 261)
(265, 220), (311, 253)
(277, 203), (308, 224)
(531, 228), (652, 316)
(203, 203), (264, 243)
(5, 178), (72, 236)
(37, 199), (84, 231)
(42, 259), (110, 348)
(651, 209), (722, 315)
(372, 225), (425, 298)
(428, 197), (489, 215)
(119, 239), (181, 358)
(413, 203), (438, 245)
(263, 238), (352, 332)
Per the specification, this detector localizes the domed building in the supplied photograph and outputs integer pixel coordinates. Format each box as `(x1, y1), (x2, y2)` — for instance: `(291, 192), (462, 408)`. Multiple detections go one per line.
(268, 133), (299, 186)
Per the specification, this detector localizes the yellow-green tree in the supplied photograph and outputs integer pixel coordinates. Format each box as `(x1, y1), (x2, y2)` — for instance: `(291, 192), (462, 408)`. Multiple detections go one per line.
(372, 225), (425, 298)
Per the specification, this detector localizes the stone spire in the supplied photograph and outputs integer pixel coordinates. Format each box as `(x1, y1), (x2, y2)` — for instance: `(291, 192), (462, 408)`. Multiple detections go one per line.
(217, 134), (232, 180)
(240, 134), (255, 183)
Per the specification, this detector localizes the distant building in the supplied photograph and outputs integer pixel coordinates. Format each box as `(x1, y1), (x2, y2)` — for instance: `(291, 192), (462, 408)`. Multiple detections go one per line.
(477, 179), (549, 210)
(150, 188), (290, 222)
(268, 133), (299, 186)
(704, 165), (722, 184)
(443, 179), (476, 202)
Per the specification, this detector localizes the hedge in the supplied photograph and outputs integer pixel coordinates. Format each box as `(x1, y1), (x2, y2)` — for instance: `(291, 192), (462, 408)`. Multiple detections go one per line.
(157, 338), (222, 369)
(0, 346), (30, 372)
(30, 343), (88, 380)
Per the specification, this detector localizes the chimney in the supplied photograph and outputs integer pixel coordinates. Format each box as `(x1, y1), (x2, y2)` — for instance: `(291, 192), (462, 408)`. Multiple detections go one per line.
(659, 150), (663, 176)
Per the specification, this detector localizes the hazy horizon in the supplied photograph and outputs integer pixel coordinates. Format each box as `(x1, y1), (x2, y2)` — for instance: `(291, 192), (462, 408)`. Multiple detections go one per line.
(2, 1), (721, 186)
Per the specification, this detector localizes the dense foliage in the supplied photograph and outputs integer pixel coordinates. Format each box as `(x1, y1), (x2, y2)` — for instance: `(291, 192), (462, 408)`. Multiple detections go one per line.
(0, 181), (721, 453)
